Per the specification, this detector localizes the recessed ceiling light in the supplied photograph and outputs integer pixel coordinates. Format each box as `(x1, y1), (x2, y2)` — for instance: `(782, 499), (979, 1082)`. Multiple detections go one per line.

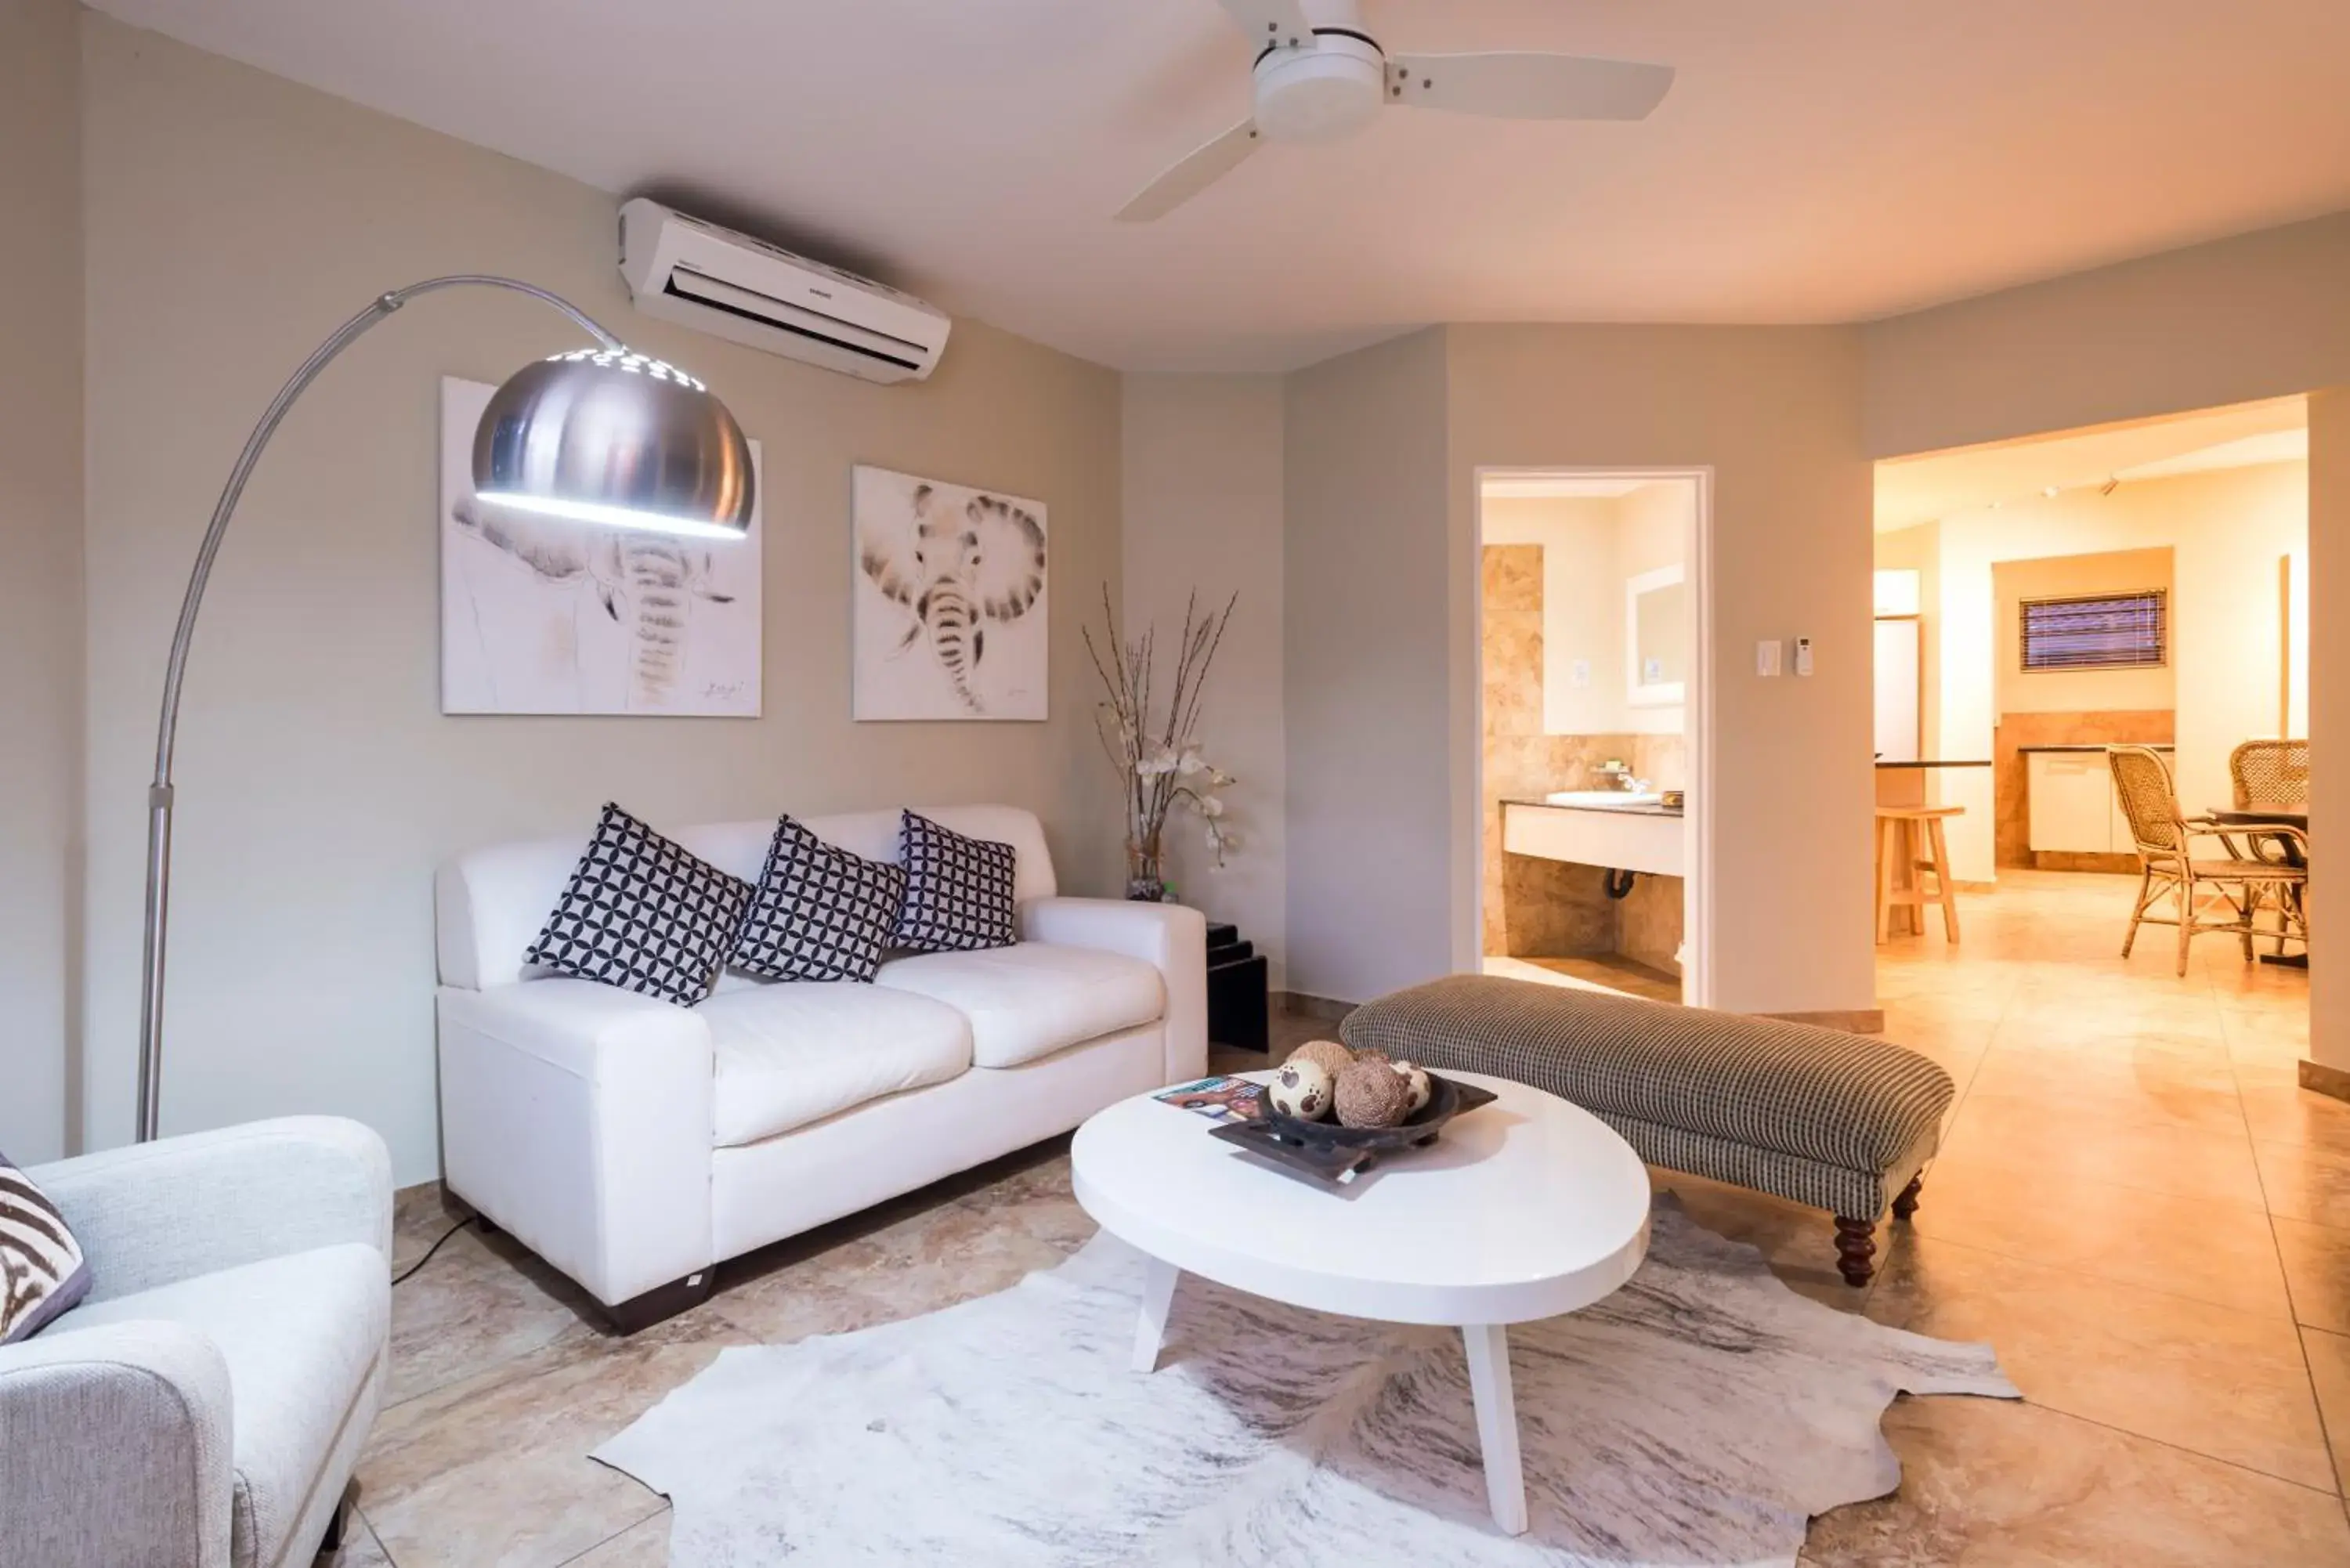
(2042, 485), (2060, 498)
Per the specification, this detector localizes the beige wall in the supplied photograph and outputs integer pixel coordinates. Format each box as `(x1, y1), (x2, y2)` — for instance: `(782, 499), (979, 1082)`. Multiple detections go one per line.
(2312, 392), (2348, 1075)
(1991, 548), (2177, 717)
(1119, 373), (1285, 985)
(1874, 521), (1942, 757)
(1445, 327), (1874, 1017)
(1282, 330), (1452, 1006)
(0, 0), (85, 1164)
(78, 16), (1125, 1182)
(1864, 212), (2350, 460)
(1480, 497), (1623, 736)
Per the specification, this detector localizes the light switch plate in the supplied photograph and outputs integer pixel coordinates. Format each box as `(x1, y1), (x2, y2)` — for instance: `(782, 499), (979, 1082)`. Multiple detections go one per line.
(1756, 639), (1783, 677)
(1795, 637), (1814, 677)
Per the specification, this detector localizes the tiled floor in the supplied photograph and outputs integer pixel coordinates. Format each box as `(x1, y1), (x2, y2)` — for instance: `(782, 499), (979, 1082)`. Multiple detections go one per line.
(1484, 951), (1684, 1003)
(343, 870), (2345, 1566)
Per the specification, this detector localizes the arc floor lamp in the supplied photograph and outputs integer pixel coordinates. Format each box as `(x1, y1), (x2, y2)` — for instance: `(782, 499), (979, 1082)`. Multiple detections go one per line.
(136, 274), (756, 1142)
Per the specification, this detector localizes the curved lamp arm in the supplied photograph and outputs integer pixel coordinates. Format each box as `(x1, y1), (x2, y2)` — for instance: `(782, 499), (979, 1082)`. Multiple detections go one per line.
(136, 276), (625, 1143)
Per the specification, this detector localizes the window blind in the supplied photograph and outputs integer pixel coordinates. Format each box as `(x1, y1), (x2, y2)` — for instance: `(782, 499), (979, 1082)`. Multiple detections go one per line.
(2020, 590), (2167, 671)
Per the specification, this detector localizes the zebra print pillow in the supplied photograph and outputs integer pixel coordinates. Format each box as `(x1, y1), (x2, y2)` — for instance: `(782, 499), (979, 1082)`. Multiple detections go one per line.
(2, 1154), (91, 1343)
(894, 811), (1018, 953)
(732, 815), (909, 983)
(526, 803), (754, 1006)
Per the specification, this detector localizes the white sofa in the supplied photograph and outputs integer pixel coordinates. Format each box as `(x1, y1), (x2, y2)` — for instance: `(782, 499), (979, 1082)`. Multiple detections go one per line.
(0, 1118), (392, 1568)
(435, 804), (1206, 1329)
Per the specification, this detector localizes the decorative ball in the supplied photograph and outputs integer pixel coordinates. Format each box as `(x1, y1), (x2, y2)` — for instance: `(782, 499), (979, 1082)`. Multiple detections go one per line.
(1334, 1059), (1412, 1129)
(1286, 1039), (1355, 1079)
(1389, 1060), (1432, 1115)
(1267, 1060), (1335, 1122)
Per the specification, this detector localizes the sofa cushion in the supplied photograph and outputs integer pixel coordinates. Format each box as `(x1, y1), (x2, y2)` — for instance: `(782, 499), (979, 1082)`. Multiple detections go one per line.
(731, 815), (909, 984)
(526, 802), (753, 1006)
(2, 1154), (90, 1342)
(893, 811), (1018, 953)
(54, 1243), (388, 1568)
(875, 942), (1166, 1069)
(702, 984), (974, 1147)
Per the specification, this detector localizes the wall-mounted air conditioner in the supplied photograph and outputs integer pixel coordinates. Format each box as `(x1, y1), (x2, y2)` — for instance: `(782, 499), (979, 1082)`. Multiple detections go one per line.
(619, 197), (951, 385)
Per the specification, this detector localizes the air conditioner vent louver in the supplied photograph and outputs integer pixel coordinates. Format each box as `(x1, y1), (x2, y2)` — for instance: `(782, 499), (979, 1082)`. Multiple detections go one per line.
(619, 198), (950, 385)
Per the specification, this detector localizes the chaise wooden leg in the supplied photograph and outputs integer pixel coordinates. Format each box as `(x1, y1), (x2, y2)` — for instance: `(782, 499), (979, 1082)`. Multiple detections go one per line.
(1834, 1216), (1877, 1287)
(1891, 1174), (1922, 1221)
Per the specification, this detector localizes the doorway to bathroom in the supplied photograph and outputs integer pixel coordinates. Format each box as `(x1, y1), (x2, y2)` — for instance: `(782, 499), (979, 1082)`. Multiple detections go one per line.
(1471, 469), (1712, 1006)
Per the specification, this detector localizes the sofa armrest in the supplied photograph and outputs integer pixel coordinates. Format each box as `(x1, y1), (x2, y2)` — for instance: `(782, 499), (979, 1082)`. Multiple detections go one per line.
(436, 980), (715, 1308)
(31, 1118), (391, 1306)
(0, 1319), (235, 1568)
(1021, 898), (1207, 1085)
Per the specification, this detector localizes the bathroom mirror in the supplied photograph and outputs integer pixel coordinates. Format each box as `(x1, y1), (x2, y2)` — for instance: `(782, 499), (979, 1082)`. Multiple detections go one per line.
(1626, 565), (1687, 707)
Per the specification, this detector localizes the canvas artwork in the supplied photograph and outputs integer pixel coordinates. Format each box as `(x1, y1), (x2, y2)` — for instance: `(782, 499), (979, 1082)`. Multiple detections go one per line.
(439, 377), (763, 716)
(852, 464), (1048, 721)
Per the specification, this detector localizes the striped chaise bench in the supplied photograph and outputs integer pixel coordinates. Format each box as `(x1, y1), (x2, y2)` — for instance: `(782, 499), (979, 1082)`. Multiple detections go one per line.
(1339, 975), (1955, 1287)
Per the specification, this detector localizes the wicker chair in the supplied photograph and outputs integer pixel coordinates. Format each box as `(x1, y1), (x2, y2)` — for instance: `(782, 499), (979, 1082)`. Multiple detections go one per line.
(2227, 739), (2311, 956)
(2231, 739), (2311, 811)
(2110, 745), (2306, 976)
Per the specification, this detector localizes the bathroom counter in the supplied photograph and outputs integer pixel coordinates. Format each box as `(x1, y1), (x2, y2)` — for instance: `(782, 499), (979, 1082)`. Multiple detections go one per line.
(1502, 797), (1683, 818)
(1502, 800), (1684, 877)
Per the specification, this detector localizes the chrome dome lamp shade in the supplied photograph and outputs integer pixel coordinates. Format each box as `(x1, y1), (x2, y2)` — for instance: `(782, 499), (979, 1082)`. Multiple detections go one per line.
(475, 348), (755, 540)
(135, 274), (756, 1144)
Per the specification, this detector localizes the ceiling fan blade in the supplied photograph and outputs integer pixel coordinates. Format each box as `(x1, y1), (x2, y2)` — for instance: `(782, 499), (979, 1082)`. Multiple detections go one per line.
(1115, 120), (1263, 222)
(1386, 52), (1675, 121)
(1213, 0), (1315, 52)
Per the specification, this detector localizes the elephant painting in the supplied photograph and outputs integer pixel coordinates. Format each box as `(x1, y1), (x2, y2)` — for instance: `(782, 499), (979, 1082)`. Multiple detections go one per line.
(852, 466), (1049, 721)
(437, 377), (761, 716)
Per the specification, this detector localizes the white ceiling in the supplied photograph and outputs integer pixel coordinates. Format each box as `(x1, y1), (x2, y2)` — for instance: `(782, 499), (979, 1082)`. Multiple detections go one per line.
(89, 0), (2350, 370)
(1874, 396), (2308, 532)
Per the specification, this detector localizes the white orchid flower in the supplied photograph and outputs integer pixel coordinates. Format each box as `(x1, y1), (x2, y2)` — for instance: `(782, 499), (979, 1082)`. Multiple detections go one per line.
(1176, 746), (1207, 776)
(1194, 795), (1225, 818)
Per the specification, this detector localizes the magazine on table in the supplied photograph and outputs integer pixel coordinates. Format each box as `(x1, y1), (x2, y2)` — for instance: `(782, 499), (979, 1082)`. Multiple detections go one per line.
(1155, 1075), (1264, 1122)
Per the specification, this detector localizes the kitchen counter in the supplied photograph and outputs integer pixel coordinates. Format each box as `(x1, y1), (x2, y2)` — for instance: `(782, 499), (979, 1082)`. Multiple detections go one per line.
(1875, 759), (1991, 768)
(2016, 743), (2171, 753)
(1502, 797), (1683, 818)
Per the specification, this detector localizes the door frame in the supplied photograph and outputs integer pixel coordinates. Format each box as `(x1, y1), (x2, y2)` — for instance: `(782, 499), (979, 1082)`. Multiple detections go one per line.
(1469, 466), (1717, 1008)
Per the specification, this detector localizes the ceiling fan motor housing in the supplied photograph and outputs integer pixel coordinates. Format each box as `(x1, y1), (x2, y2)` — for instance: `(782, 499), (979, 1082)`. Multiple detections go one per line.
(1253, 27), (1383, 143)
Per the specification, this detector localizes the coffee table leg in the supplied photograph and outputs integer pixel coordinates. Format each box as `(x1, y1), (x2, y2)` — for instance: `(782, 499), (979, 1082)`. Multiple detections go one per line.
(1132, 1255), (1179, 1373)
(1462, 1324), (1528, 1535)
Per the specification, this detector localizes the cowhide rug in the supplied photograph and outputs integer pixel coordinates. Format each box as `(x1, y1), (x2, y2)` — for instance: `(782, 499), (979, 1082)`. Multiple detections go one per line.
(595, 1199), (2016, 1566)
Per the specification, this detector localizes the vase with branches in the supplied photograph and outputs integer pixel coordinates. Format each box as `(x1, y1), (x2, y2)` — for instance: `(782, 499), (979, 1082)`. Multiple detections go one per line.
(1084, 586), (1239, 901)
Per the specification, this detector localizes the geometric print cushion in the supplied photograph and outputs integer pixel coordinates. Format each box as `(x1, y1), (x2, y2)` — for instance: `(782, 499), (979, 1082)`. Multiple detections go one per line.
(2, 1152), (92, 1343)
(731, 815), (909, 984)
(525, 803), (753, 1006)
(892, 809), (1018, 953)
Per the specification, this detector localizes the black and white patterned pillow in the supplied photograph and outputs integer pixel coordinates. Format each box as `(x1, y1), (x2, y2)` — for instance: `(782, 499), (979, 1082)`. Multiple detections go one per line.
(732, 815), (909, 983)
(525, 804), (752, 1005)
(894, 811), (1018, 953)
(2, 1153), (91, 1343)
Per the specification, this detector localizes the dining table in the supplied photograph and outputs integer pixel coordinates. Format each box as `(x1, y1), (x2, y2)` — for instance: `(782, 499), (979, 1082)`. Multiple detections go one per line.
(2208, 807), (2309, 966)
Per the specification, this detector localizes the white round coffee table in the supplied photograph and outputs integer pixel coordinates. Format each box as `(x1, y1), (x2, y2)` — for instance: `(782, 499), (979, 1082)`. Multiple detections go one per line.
(1070, 1068), (1651, 1535)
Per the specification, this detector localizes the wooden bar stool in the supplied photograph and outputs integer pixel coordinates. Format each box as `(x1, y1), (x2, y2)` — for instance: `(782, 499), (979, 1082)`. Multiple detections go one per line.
(1875, 805), (1963, 944)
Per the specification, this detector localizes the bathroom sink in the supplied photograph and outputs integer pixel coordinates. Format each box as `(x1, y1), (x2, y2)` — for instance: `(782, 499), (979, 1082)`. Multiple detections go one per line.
(1543, 790), (1666, 809)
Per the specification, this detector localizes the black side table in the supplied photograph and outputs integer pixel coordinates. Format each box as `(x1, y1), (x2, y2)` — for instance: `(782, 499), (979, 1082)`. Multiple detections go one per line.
(1206, 921), (1270, 1052)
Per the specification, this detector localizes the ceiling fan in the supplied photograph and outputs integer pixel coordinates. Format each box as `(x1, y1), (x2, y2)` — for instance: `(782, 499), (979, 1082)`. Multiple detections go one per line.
(1116, 0), (1676, 222)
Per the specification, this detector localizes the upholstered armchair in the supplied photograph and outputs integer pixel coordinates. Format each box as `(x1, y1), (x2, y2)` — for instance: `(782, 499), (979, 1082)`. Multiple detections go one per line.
(0, 1118), (392, 1568)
